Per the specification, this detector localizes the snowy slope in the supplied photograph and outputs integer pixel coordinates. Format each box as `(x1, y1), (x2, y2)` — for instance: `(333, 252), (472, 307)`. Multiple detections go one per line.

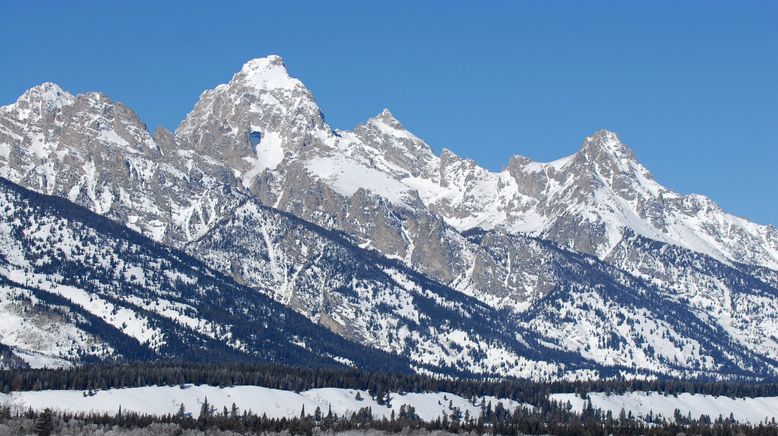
(606, 232), (778, 362)
(1, 384), (528, 421)
(551, 392), (778, 425)
(187, 198), (603, 379)
(0, 176), (610, 379)
(6, 170), (774, 378)
(188, 195), (778, 378)
(0, 177), (411, 372)
(0, 281), (112, 367)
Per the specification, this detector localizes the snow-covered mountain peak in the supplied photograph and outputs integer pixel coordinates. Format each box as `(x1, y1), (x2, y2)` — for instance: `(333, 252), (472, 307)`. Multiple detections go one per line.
(507, 154), (532, 167)
(440, 147), (481, 168)
(370, 108), (404, 128)
(439, 147), (459, 161)
(0, 84), (160, 158)
(565, 129), (659, 196)
(175, 56), (330, 173)
(364, 108), (420, 142)
(245, 54), (285, 68)
(584, 129), (622, 148)
(343, 109), (436, 177)
(233, 55), (303, 91)
(577, 129), (639, 165)
(3, 82), (75, 120)
(588, 128), (620, 143)
(18, 82), (73, 105)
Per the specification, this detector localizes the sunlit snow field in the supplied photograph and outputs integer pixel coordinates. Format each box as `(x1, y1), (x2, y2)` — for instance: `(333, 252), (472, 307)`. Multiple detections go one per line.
(551, 392), (778, 425)
(4, 384), (777, 425)
(0, 385), (528, 421)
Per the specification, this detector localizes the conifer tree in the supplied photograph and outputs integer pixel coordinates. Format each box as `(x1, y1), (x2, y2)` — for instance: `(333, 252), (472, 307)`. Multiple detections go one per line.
(33, 408), (54, 436)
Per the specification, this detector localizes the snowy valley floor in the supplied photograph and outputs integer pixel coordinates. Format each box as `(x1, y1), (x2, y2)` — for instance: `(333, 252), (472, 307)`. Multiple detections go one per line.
(1, 384), (778, 425)
(0, 385), (528, 421)
(550, 392), (778, 425)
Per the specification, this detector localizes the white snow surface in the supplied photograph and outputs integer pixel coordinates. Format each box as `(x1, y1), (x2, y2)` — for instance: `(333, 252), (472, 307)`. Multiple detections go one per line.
(1, 385), (528, 421)
(551, 392), (778, 425)
(304, 155), (414, 206)
(242, 131), (285, 187)
(10, 350), (73, 369)
(238, 55), (304, 91)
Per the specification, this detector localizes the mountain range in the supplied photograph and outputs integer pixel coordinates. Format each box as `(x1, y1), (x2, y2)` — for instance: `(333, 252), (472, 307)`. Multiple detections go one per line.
(1, 55), (776, 380)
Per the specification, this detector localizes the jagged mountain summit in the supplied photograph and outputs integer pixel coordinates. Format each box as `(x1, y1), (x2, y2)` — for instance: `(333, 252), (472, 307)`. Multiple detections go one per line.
(1, 55), (777, 379)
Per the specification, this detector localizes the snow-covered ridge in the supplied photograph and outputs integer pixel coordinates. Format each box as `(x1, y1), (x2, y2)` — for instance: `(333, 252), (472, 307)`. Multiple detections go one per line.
(319, 122), (778, 269)
(204, 56), (775, 270)
(4, 57), (774, 271)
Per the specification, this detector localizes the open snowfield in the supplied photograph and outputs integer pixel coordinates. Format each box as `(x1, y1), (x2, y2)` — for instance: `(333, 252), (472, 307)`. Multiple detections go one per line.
(0, 385), (528, 421)
(551, 392), (778, 425)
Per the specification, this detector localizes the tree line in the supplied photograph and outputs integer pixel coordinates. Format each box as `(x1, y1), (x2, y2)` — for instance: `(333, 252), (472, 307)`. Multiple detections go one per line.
(2, 361), (777, 404)
(3, 398), (777, 436)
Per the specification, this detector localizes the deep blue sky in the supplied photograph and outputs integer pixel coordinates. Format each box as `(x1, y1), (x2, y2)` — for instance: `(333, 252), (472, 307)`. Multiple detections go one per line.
(2, 1), (776, 225)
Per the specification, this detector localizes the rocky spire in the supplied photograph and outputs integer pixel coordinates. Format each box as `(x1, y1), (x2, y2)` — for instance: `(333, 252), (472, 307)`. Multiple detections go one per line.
(369, 108), (405, 130)
(577, 129), (639, 166)
(175, 55), (331, 169)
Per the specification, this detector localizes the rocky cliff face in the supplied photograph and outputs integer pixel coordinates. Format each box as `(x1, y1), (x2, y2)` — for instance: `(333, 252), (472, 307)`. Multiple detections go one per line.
(0, 82), (243, 247)
(1, 55), (777, 379)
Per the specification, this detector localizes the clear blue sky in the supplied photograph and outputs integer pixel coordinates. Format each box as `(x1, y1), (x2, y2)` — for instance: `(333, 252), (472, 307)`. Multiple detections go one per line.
(2, 1), (776, 225)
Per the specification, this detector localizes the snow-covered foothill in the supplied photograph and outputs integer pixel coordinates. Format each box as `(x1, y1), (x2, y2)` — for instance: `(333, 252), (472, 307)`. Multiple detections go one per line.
(2, 385), (530, 421)
(551, 392), (778, 425)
